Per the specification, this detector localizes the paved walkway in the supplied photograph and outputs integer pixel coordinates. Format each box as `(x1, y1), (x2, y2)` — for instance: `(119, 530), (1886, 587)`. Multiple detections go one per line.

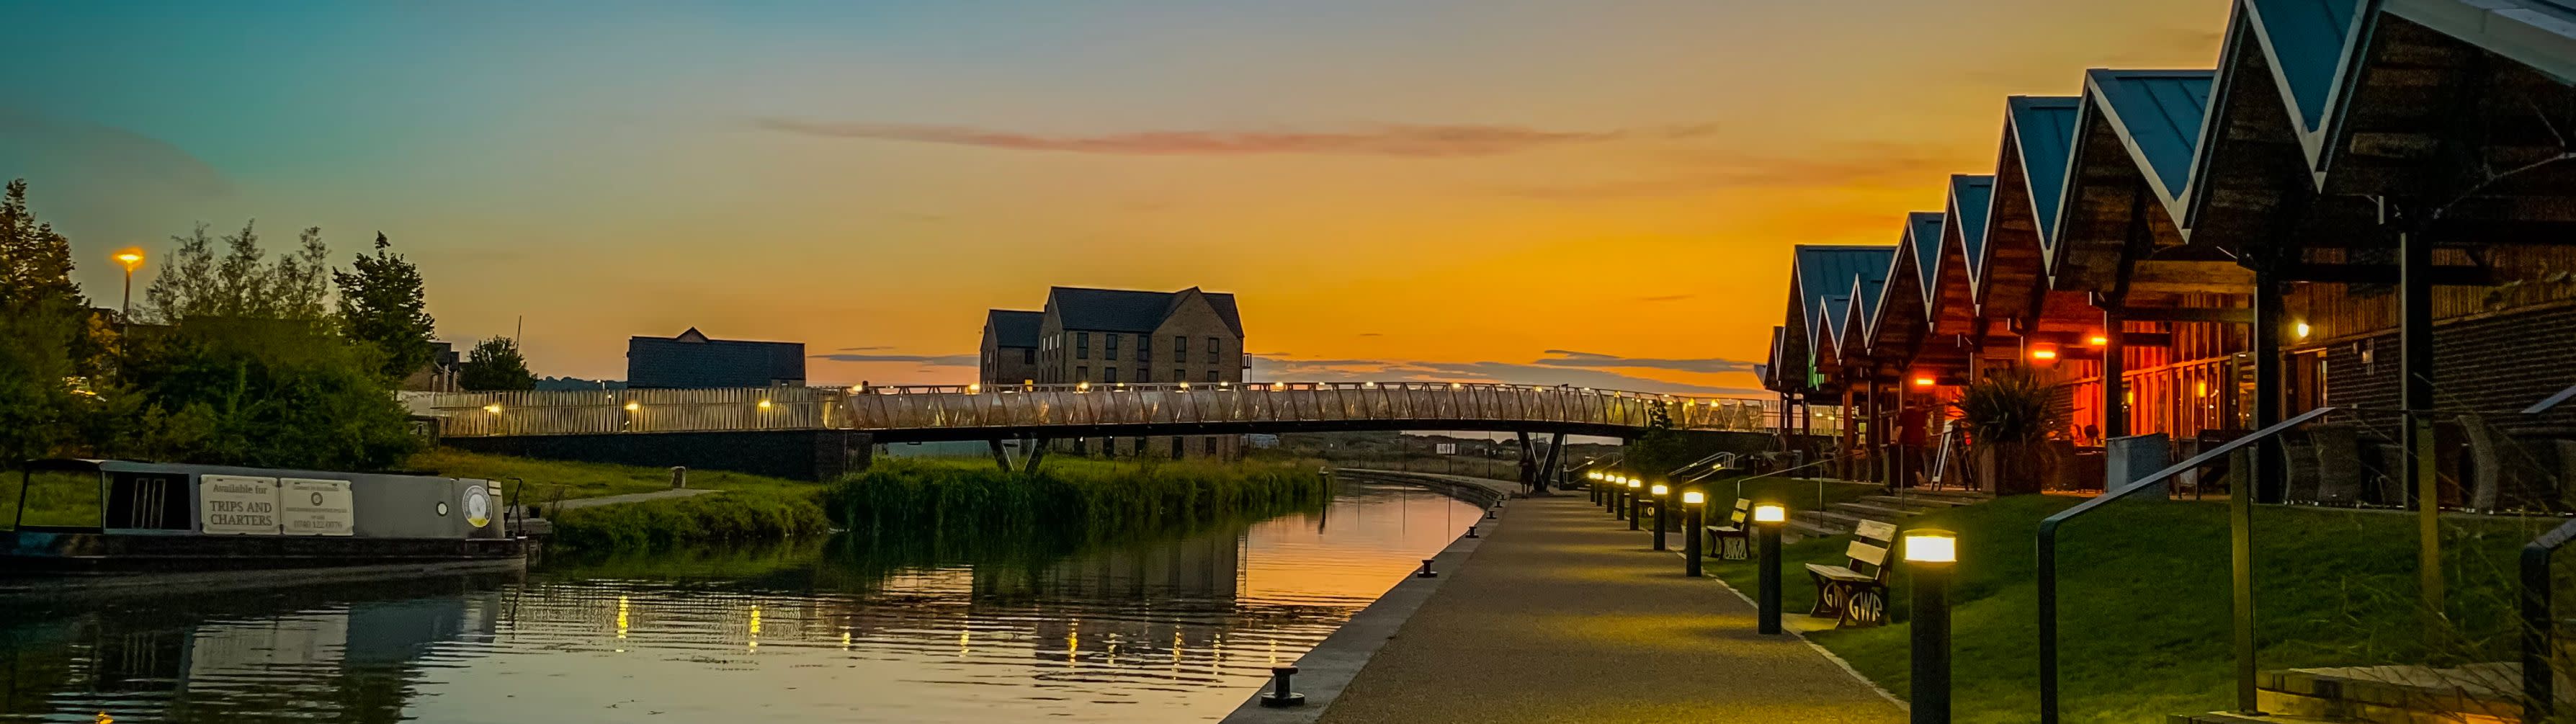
(1313, 493), (1904, 724)
(549, 488), (719, 511)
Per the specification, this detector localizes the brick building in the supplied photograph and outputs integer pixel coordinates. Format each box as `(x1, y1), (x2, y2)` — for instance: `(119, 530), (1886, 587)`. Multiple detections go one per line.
(627, 328), (804, 389)
(980, 286), (1249, 459)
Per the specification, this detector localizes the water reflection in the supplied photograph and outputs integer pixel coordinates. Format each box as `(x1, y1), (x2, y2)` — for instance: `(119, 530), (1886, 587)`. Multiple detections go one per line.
(0, 481), (1475, 723)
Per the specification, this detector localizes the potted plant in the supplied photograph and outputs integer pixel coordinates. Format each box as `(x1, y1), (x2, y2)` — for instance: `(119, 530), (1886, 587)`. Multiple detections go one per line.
(1954, 367), (2062, 495)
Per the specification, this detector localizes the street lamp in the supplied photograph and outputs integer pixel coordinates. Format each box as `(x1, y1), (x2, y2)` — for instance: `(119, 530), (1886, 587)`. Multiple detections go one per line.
(1626, 480), (1644, 531)
(1681, 491), (1707, 576)
(1905, 528), (1959, 724)
(111, 248), (144, 321)
(1649, 483), (1671, 551)
(1755, 503), (1788, 635)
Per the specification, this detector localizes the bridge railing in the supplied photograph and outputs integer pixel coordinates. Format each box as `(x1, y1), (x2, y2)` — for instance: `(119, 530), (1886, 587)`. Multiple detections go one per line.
(409, 382), (1796, 438)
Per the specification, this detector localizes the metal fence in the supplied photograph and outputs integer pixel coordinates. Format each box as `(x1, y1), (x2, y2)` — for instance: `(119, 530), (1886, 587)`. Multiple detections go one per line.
(408, 382), (1798, 438)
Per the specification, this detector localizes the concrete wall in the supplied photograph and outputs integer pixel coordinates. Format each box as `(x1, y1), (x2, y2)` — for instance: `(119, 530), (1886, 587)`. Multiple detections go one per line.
(443, 429), (872, 481)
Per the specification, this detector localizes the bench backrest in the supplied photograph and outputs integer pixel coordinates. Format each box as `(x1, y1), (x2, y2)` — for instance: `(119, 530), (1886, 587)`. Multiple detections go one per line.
(1729, 498), (1751, 525)
(1846, 519), (1900, 581)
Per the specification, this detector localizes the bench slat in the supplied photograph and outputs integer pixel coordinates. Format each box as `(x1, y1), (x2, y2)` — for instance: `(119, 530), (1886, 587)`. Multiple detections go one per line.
(1805, 564), (1874, 581)
(1854, 519), (1899, 542)
(1846, 541), (1889, 567)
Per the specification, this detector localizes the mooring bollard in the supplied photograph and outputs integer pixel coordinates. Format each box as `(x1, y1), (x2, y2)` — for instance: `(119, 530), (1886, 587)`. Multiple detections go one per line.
(1260, 666), (1306, 707)
(1485, 506), (1496, 520)
(1465, 524), (1480, 539)
(1416, 558), (1439, 578)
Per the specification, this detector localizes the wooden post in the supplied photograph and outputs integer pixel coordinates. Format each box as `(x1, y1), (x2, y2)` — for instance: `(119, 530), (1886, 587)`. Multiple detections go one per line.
(2103, 308), (2127, 439)
(1842, 385), (1859, 481)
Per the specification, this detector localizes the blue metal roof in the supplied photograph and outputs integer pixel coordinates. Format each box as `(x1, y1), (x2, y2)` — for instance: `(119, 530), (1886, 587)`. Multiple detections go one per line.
(1949, 175), (1995, 268)
(1794, 246), (1898, 343)
(1903, 211), (1946, 303)
(2007, 96), (2082, 243)
(2088, 69), (2216, 201)
(2247, 0), (2360, 133)
(1817, 293), (1851, 351)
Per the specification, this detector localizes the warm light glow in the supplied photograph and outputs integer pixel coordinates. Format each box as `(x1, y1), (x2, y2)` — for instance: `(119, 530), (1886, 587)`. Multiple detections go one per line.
(851, 384), (867, 394)
(1650, 483), (1668, 496)
(1904, 529), (1958, 563)
(112, 249), (145, 272)
(2031, 346), (2059, 361)
(1913, 376), (1934, 387)
(2295, 322), (2312, 339)
(1588, 471), (1602, 481)
(1681, 491), (1705, 505)
(1077, 381), (1091, 392)
(483, 403), (502, 414)
(756, 399), (773, 409)
(1626, 479), (1642, 489)
(1178, 382), (1190, 390)
(967, 383), (980, 393)
(2088, 334), (2108, 347)
(2196, 380), (2210, 397)
(623, 401), (640, 411)
(1450, 382), (1462, 390)
(1753, 504), (1786, 523)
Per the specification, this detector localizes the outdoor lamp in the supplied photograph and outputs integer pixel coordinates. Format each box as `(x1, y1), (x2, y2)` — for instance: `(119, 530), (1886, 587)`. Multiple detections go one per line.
(483, 403), (503, 414)
(1681, 490), (1708, 576)
(1753, 502), (1788, 633)
(623, 401), (640, 411)
(2088, 334), (2108, 347)
(1905, 528), (1958, 724)
(967, 383), (981, 393)
(1627, 479), (1642, 490)
(1914, 376), (1935, 388)
(1650, 483), (1668, 496)
(1647, 483), (1673, 550)
(2295, 321), (2312, 339)
(756, 399), (773, 410)
(1681, 491), (1704, 506)
(1077, 381), (1091, 392)
(1625, 479), (1643, 529)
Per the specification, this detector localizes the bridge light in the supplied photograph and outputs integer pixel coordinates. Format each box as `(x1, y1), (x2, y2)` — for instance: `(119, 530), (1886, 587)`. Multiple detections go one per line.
(967, 383), (981, 393)
(483, 403), (502, 414)
(623, 401), (640, 412)
(757, 399), (773, 409)
(1450, 382), (1461, 390)
(851, 383), (867, 394)
(1077, 381), (1091, 392)
(1626, 479), (1641, 490)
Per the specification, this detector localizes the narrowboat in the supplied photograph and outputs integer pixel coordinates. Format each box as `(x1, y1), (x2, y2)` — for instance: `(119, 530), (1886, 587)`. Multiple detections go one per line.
(4, 459), (527, 592)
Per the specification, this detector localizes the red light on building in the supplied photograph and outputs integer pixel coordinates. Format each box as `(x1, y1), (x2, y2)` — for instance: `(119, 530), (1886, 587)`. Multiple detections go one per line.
(2031, 344), (2060, 361)
(2088, 334), (2109, 347)
(1913, 376), (1936, 387)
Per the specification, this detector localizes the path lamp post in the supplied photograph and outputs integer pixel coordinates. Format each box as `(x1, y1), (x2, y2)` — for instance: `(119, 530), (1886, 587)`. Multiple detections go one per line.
(1905, 528), (1958, 724)
(1626, 480), (1643, 530)
(1616, 476), (1632, 519)
(1754, 503), (1786, 634)
(1649, 483), (1671, 551)
(1681, 491), (1707, 576)
(112, 249), (144, 322)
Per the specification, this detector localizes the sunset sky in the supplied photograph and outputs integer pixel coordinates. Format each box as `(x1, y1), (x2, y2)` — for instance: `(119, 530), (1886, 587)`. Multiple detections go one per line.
(2, 1), (2230, 395)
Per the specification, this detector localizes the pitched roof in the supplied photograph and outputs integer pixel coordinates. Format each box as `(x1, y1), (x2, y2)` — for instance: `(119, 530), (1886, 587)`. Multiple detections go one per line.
(2088, 68), (2216, 204)
(1903, 211), (1946, 305)
(1794, 245), (1900, 336)
(2247, 0), (2361, 135)
(1949, 175), (1995, 268)
(985, 309), (1042, 347)
(2007, 96), (2083, 244)
(1048, 286), (1246, 338)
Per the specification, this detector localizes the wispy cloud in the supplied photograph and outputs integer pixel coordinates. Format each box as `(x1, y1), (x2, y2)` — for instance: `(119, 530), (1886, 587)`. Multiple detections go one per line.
(755, 119), (1716, 158)
(1251, 354), (1763, 396)
(810, 352), (978, 366)
(1494, 141), (1967, 199)
(1532, 350), (1758, 375)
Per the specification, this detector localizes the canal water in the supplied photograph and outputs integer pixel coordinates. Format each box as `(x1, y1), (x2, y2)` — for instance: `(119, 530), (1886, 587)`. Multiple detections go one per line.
(0, 480), (1480, 723)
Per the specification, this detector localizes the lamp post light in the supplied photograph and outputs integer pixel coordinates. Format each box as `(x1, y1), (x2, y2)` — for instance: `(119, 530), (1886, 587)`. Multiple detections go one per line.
(1905, 528), (1959, 724)
(112, 249), (145, 321)
(1615, 476), (1632, 519)
(1681, 491), (1707, 576)
(1754, 503), (1788, 635)
(1588, 471), (1604, 505)
(1649, 483), (1671, 551)
(1626, 480), (1643, 530)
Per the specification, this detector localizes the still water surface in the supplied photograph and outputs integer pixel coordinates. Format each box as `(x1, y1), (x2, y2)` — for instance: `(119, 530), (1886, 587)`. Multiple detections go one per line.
(0, 481), (1478, 723)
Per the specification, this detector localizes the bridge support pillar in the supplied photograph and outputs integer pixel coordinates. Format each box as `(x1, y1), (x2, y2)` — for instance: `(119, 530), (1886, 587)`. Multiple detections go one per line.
(1539, 432), (1564, 494)
(989, 439), (1014, 473)
(1024, 437), (1050, 474)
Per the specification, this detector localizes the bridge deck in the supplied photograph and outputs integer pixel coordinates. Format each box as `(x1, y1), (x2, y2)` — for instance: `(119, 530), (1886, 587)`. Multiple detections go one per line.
(410, 383), (1843, 440)
(1312, 492), (1902, 723)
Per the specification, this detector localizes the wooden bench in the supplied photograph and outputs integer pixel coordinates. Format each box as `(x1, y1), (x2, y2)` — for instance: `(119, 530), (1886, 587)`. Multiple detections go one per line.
(1804, 519), (1898, 627)
(1701, 498), (1754, 560)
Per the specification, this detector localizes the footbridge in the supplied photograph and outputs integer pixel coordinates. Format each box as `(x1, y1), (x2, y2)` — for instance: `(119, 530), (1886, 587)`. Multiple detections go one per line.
(408, 382), (1835, 480)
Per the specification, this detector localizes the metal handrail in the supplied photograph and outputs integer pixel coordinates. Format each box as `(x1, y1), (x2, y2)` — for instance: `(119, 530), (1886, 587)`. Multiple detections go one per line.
(2522, 517), (2576, 719)
(2034, 406), (2335, 723)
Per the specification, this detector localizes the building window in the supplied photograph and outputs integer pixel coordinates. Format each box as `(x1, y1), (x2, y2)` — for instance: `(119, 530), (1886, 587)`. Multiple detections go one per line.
(1173, 369), (1184, 383)
(1175, 336), (1186, 358)
(1105, 367), (1117, 383)
(1075, 332), (1089, 359)
(1135, 367), (1150, 383)
(1077, 366), (1087, 382)
(1022, 348), (1035, 364)
(1106, 334), (1120, 361)
(1204, 437), (1217, 455)
(1207, 337), (1220, 365)
(1137, 335), (1151, 364)
(1207, 370), (1219, 383)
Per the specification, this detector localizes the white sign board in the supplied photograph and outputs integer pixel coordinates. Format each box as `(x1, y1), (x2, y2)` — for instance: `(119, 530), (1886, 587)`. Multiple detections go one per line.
(1435, 443), (1458, 455)
(199, 475), (280, 535)
(279, 478), (355, 536)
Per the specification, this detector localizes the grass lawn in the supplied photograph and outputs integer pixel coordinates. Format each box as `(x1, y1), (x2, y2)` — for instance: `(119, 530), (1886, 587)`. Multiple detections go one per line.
(407, 448), (818, 504)
(1711, 494), (2565, 723)
(407, 449), (834, 548)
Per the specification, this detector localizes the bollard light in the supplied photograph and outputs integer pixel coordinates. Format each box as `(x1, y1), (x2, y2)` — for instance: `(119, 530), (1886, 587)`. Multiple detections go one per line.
(1755, 502), (1788, 635)
(1626, 479), (1644, 529)
(1648, 484), (1672, 551)
(1906, 528), (1958, 724)
(1681, 491), (1707, 576)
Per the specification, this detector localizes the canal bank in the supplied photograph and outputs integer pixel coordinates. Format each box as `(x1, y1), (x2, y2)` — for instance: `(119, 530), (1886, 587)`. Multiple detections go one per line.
(1227, 488), (1903, 724)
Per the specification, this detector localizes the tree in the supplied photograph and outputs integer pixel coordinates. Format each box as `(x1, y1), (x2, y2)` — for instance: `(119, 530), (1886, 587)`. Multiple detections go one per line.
(460, 336), (535, 391)
(0, 179), (84, 314)
(334, 232), (437, 380)
(144, 220), (331, 323)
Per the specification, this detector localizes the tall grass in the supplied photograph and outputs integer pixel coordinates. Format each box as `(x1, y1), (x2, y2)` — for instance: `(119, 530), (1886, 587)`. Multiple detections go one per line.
(547, 488), (832, 549)
(824, 457), (1332, 547)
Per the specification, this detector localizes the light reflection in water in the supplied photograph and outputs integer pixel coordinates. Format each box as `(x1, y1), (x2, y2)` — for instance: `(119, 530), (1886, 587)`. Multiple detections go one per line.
(0, 480), (1476, 723)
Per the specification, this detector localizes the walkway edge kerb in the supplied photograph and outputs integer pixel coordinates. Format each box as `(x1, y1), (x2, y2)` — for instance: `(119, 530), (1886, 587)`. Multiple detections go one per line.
(1217, 471), (1521, 724)
(1705, 571), (1909, 710)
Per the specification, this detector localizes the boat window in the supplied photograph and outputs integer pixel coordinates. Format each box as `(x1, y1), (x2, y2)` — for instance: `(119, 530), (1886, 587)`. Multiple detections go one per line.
(105, 470), (192, 531)
(10, 469), (105, 530)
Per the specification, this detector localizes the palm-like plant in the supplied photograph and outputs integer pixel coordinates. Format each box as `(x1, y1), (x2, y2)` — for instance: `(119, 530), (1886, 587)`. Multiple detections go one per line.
(1954, 367), (2062, 494)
